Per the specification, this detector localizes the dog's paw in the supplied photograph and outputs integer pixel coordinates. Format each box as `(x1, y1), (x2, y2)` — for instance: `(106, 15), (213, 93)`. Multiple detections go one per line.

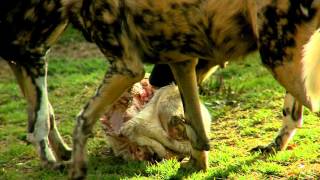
(41, 160), (70, 172)
(59, 148), (72, 161)
(69, 162), (87, 180)
(69, 168), (87, 180)
(180, 150), (208, 172)
(250, 143), (278, 155)
(180, 158), (206, 172)
(180, 158), (197, 172)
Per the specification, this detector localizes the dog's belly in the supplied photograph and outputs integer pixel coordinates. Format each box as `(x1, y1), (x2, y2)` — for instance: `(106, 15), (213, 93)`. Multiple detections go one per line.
(0, 0), (67, 62)
(126, 0), (258, 64)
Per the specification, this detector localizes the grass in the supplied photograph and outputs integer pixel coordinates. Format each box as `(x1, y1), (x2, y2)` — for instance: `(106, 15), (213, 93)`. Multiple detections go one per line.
(1, 29), (320, 179)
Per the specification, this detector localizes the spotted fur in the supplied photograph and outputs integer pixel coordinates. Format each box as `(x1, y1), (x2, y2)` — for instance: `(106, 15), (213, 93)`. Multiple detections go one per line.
(64, 1), (320, 178)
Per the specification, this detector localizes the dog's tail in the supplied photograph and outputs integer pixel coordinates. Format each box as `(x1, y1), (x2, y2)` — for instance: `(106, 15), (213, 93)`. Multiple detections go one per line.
(302, 28), (320, 111)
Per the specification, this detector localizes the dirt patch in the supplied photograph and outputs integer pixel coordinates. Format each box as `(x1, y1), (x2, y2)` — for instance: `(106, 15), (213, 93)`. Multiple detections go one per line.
(0, 42), (103, 78)
(0, 60), (12, 79)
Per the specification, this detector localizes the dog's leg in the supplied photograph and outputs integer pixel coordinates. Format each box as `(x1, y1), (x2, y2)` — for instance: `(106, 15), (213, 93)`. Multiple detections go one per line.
(252, 93), (303, 153)
(137, 122), (208, 170)
(9, 61), (68, 168)
(70, 59), (144, 179)
(48, 103), (72, 161)
(169, 59), (210, 151)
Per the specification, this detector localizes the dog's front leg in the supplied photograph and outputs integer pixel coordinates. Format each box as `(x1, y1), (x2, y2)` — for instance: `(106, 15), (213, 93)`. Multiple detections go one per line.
(70, 59), (144, 179)
(169, 59), (210, 171)
(169, 59), (210, 151)
(252, 93), (303, 154)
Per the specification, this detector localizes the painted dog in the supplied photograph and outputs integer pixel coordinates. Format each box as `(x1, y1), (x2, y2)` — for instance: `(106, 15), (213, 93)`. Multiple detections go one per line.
(1, 0), (320, 179)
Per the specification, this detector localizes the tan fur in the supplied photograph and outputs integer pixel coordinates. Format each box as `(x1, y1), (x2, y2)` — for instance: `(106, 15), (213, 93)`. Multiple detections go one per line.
(303, 28), (320, 111)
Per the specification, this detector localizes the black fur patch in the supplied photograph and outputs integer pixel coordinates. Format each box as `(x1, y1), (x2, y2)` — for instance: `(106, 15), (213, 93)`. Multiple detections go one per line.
(0, 0), (66, 62)
(259, 1), (317, 68)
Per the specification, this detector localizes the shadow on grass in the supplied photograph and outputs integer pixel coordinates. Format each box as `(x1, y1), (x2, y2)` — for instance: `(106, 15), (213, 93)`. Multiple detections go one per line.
(205, 154), (265, 180)
(170, 166), (204, 179)
(85, 148), (263, 179)
(34, 148), (149, 179)
(86, 150), (149, 179)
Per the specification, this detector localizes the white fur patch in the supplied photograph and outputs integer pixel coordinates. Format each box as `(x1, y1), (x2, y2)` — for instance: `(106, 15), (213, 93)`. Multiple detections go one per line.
(302, 28), (320, 111)
(34, 77), (50, 141)
(300, 4), (309, 17)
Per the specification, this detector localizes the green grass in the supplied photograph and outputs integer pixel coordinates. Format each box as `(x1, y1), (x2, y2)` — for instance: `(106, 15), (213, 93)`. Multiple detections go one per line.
(1, 29), (320, 179)
(56, 26), (86, 45)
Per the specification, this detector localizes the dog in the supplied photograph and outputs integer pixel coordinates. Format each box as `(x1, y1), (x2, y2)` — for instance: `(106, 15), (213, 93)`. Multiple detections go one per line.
(100, 81), (211, 170)
(1, 0), (320, 179)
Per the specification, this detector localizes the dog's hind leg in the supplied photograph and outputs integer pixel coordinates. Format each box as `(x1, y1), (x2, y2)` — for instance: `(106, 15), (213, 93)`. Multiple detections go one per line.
(48, 103), (72, 161)
(252, 93), (303, 154)
(70, 57), (145, 179)
(8, 59), (69, 168)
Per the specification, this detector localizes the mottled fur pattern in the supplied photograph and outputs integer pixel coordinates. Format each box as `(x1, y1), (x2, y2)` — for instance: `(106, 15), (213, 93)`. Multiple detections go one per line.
(66, 1), (259, 178)
(1, 0), (320, 179)
(65, 1), (320, 178)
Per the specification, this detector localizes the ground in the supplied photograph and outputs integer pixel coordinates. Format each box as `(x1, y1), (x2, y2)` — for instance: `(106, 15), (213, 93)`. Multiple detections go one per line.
(0, 28), (320, 179)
